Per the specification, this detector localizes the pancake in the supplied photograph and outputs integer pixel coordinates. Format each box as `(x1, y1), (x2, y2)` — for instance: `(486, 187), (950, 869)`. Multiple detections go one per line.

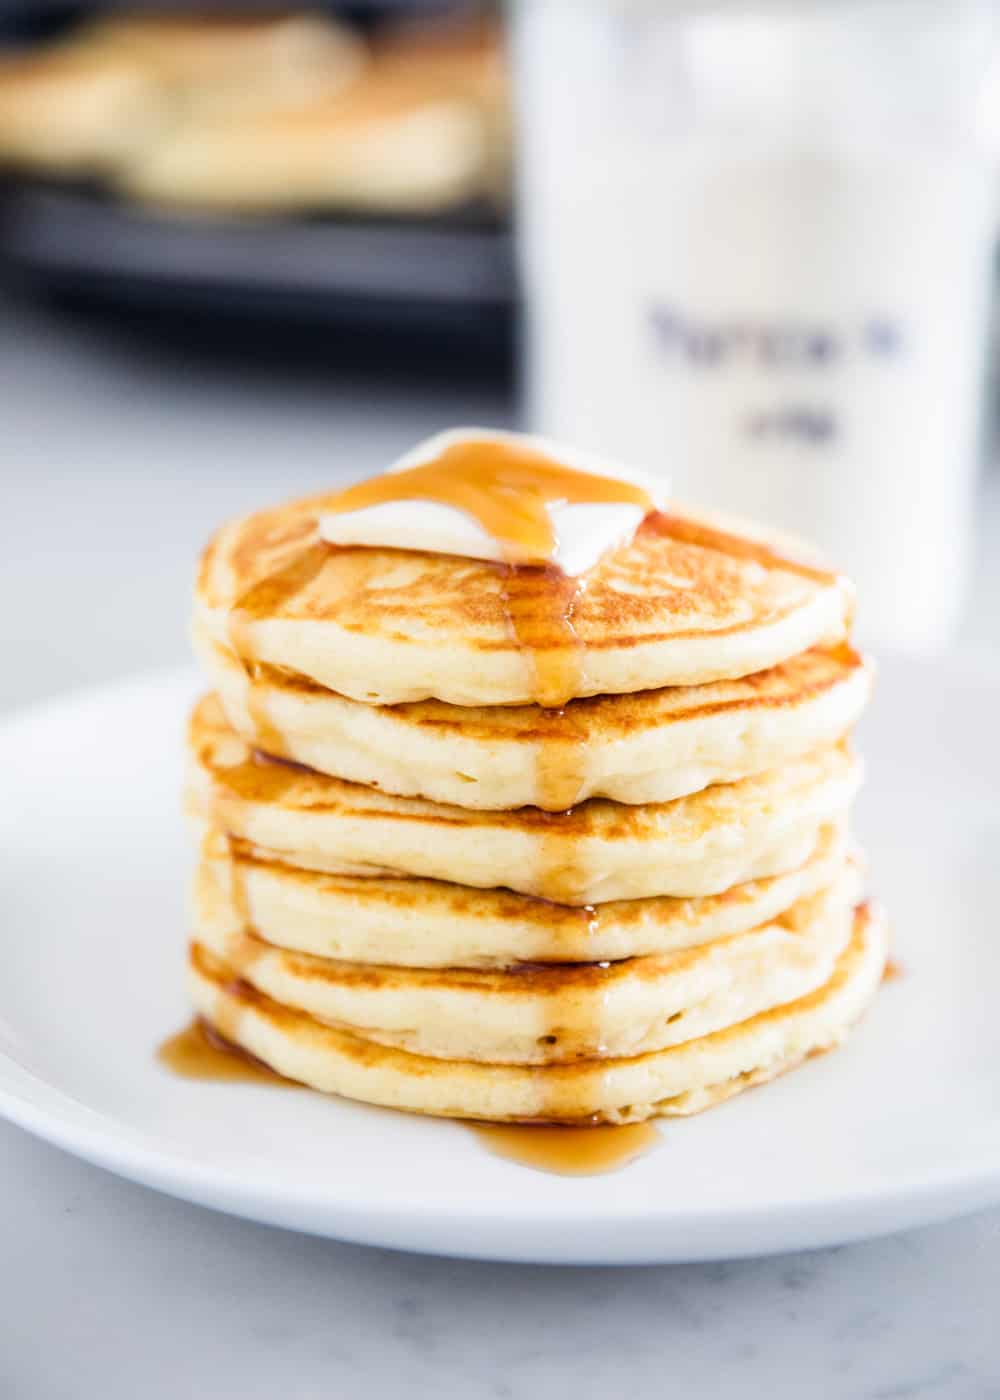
(372, 12), (510, 200)
(193, 500), (853, 707)
(197, 627), (872, 809)
(116, 66), (490, 214)
(197, 821), (849, 968)
(187, 694), (861, 904)
(192, 860), (860, 1064)
(84, 12), (361, 95)
(0, 44), (158, 174)
(188, 900), (886, 1122)
(0, 15), (361, 177)
(374, 12), (506, 107)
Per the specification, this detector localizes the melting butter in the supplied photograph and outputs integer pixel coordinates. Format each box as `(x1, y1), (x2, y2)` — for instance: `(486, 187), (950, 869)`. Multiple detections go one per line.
(318, 428), (666, 574)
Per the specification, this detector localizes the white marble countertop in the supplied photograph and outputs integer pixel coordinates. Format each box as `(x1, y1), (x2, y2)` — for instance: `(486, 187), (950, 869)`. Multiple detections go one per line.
(2, 291), (998, 1399)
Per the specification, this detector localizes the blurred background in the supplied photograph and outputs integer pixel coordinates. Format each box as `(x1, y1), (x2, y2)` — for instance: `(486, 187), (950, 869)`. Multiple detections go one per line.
(2, 0), (999, 711)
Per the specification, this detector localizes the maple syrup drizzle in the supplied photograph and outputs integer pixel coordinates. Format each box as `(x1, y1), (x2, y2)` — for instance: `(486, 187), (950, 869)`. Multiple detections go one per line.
(196, 833), (256, 972)
(197, 747), (310, 885)
(229, 869), (254, 938)
(501, 564), (584, 711)
(531, 904), (600, 972)
(158, 1024), (655, 1173)
(197, 834), (268, 983)
(324, 440), (633, 899)
(215, 832), (251, 928)
(224, 927), (268, 980)
(226, 539), (331, 760)
(210, 980), (244, 1049)
(503, 565), (588, 808)
(157, 1018), (295, 1085)
(188, 450), (854, 1168)
(244, 684), (289, 761)
(319, 439), (653, 568)
(170, 942), (652, 1172)
(210, 454), (851, 1116)
(471, 1121), (659, 1176)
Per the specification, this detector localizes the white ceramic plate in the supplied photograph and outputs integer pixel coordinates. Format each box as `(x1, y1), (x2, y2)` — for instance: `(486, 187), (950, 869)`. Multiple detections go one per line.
(1, 656), (999, 1265)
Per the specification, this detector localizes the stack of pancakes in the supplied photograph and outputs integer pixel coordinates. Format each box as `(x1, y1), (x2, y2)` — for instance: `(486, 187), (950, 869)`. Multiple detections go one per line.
(185, 494), (884, 1124)
(0, 12), (508, 215)
(117, 15), (508, 214)
(0, 13), (364, 178)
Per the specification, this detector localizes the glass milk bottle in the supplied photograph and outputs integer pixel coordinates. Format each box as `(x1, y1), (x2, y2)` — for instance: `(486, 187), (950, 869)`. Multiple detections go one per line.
(514, 0), (1000, 650)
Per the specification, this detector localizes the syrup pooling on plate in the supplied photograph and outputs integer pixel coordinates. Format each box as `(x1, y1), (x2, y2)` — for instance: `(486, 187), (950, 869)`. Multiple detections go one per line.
(158, 1023), (656, 1173)
(471, 1121), (660, 1176)
(158, 1018), (294, 1085)
(201, 452), (855, 1103)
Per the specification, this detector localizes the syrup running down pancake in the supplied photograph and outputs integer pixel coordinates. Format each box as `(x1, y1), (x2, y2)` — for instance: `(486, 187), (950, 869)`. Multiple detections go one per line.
(191, 862), (861, 1064)
(188, 903), (887, 1124)
(197, 629), (872, 809)
(186, 693), (861, 904)
(194, 821), (850, 968)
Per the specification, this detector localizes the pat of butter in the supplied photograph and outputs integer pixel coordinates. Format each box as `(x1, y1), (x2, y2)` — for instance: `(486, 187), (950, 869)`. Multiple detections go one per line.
(318, 428), (669, 576)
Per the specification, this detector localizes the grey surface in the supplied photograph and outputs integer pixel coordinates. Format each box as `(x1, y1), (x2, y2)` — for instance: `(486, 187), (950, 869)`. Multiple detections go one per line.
(2, 1121), (999, 1400)
(1, 290), (998, 1398)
